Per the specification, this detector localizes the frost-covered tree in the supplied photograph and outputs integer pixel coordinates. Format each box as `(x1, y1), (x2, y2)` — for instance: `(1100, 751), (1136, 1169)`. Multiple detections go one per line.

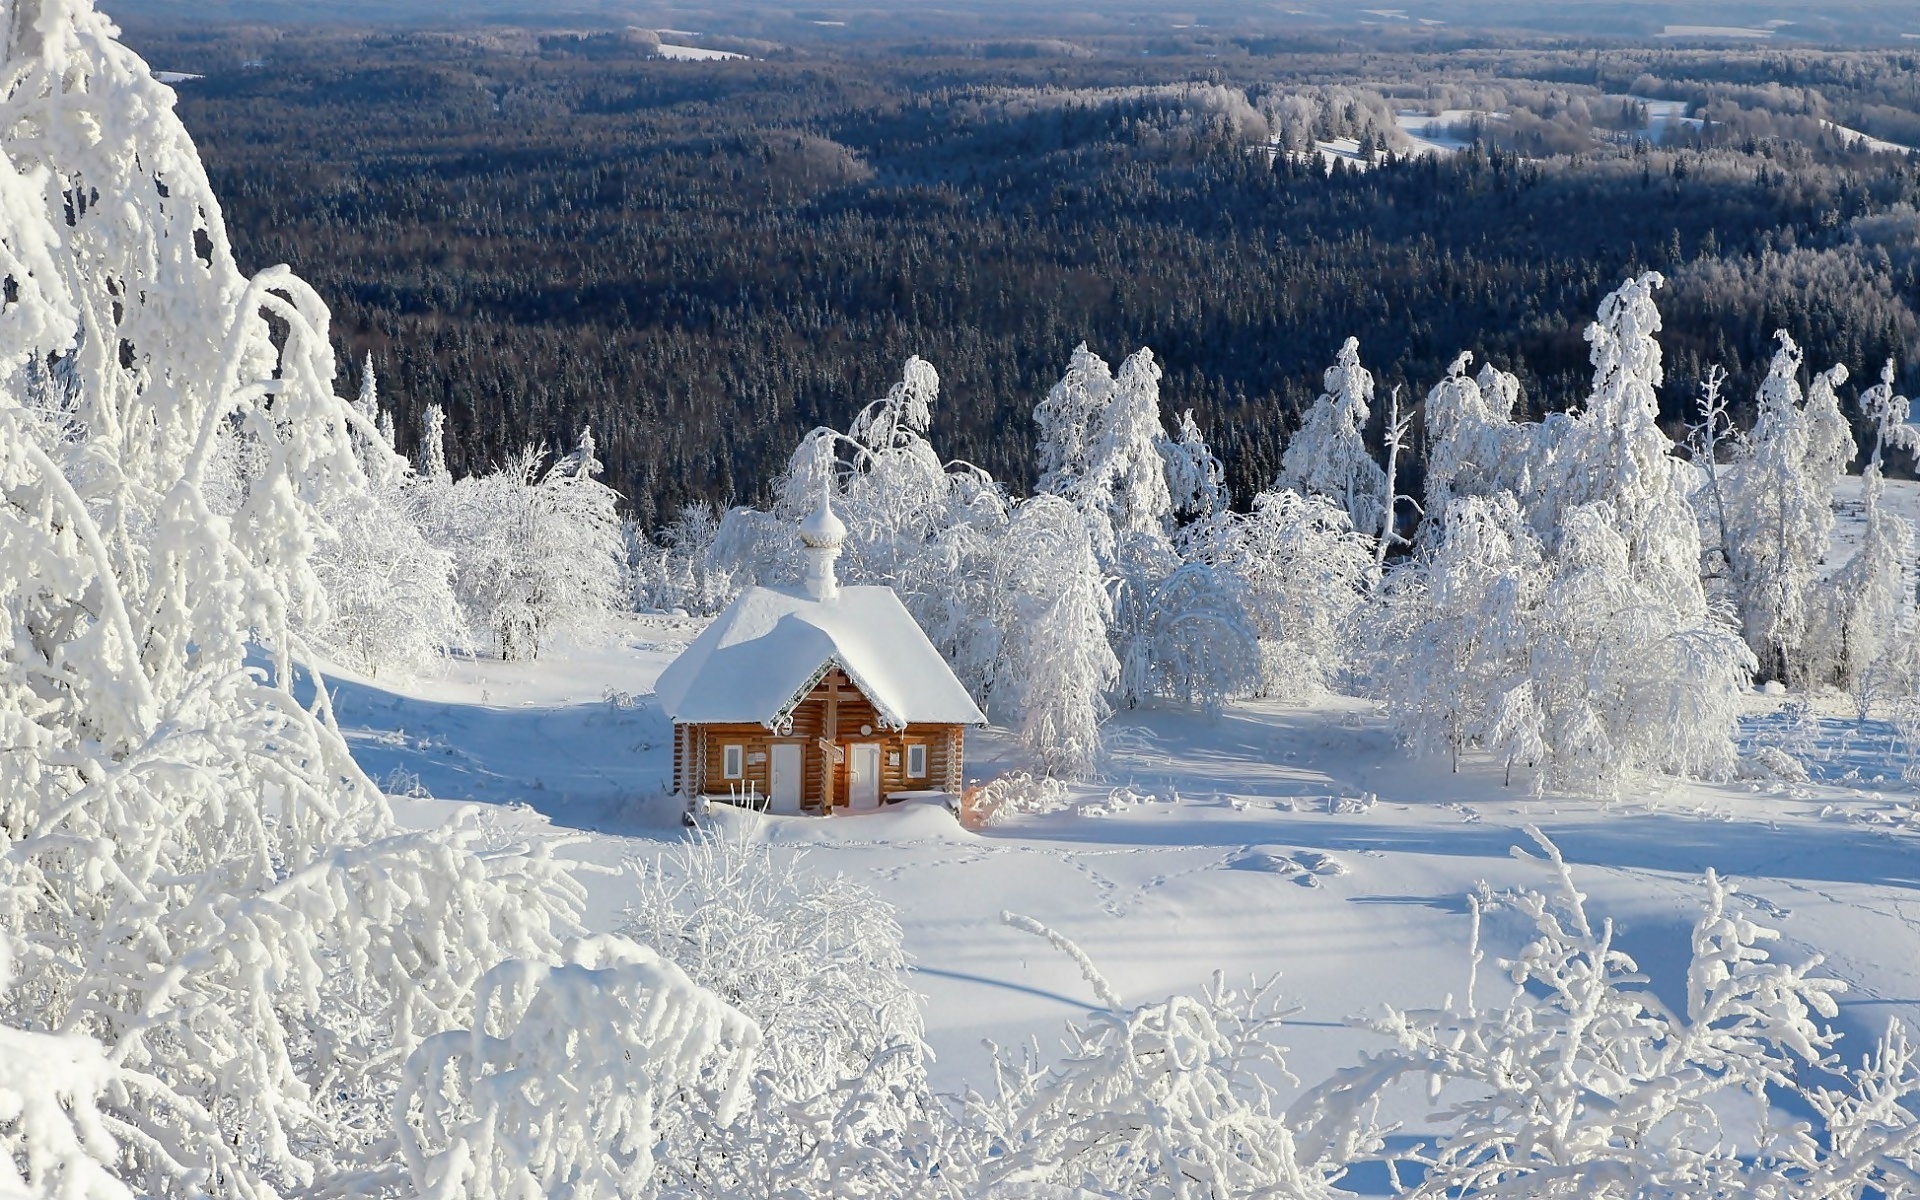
(1187, 488), (1376, 702)
(992, 496), (1119, 777)
(419, 428), (627, 660)
(1034, 342), (1115, 500)
(1161, 408), (1226, 522)
(305, 363), (465, 675)
(1370, 494), (1549, 776)
(1422, 354), (1533, 534)
(1727, 333), (1857, 684)
(1277, 337), (1388, 538)
(1113, 561), (1260, 714)
(634, 500), (732, 616)
(420, 402), (452, 482)
(1083, 346), (1177, 551)
(1376, 276), (1753, 789)
(0, 9), (746, 1198)
(1815, 361), (1920, 715)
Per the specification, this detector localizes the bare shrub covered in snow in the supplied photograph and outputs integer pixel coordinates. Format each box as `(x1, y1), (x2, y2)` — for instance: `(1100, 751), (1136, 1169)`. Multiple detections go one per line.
(624, 830), (964, 1198)
(972, 914), (1362, 1200)
(1290, 830), (1920, 1200)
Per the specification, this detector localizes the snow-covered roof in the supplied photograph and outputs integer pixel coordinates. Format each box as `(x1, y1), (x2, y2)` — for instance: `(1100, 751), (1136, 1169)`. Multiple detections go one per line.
(655, 584), (988, 730)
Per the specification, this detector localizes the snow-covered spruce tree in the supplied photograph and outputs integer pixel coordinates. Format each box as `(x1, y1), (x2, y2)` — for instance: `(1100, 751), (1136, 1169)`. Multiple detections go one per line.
(1727, 333), (1857, 685)
(419, 402), (452, 483)
(0, 7), (750, 1196)
(1285, 830), (1920, 1200)
(1276, 337), (1389, 539)
(1034, 341), (1116, 501)
(626, 831), (967, 1198)
(1815, 360), (1920, 716)
(971, 914), (1361, 1200)
(418, 427), (627, 660)
(1185, 488), (1376, 702)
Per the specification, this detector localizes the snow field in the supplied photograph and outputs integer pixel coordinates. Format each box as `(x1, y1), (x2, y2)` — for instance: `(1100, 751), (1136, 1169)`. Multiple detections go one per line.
(328, 599), (1920, 1127)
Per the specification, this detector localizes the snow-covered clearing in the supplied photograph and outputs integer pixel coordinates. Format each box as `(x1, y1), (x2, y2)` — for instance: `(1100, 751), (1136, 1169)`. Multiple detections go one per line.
(1821, 118), (1915, 154)
(1394, 109), (1476, 154)
(331, 577), (1920, 1129)
(654, 42), (746, 61)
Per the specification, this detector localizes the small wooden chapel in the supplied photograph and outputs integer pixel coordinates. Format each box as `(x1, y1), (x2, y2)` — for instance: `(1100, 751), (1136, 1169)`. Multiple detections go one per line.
(655, 489), (987, 814)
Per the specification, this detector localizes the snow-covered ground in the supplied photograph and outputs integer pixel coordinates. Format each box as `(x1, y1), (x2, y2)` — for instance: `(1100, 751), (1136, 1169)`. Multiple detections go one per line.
(329, 488), (1920, 1129)
(654, 42), (746, 62)
(1821, 118), (1915, 155)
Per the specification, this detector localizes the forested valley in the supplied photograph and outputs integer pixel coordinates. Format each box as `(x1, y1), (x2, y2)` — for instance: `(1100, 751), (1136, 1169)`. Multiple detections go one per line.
(131, 23), (1920, 523)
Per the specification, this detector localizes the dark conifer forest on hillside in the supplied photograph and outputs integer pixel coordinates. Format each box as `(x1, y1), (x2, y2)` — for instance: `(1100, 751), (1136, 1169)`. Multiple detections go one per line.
(128, 22), (1920, 523)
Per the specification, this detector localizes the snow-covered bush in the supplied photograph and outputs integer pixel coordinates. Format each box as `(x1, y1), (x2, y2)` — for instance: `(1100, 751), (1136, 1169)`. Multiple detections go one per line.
(1286, 830), (1920, 1200)
(396, 935), (762, 1200)
(972, 914), (1359, 1200)
(624, 830), (961, 1198)
(964, 771), (1076, 826)
(1276, 337), (1389, 539)
(416, 428), (627, 659)
(0, 937), (131, 1200)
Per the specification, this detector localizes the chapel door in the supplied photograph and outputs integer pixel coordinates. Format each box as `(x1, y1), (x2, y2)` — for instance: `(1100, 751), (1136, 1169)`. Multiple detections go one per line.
(769, 744), (803, 814)
(848, 744), (882, 810)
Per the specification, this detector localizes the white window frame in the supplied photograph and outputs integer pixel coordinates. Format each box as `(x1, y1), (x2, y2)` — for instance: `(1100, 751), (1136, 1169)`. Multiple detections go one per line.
(907, 743), (927, 779)
(723, 744), (744, 780)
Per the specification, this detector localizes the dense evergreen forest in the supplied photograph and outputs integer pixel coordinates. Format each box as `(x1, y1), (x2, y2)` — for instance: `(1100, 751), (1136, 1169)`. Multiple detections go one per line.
(133, 24), (1920, 522)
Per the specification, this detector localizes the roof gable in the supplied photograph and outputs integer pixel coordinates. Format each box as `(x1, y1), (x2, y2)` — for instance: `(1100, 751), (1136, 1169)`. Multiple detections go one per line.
(655, 585), (988, 729)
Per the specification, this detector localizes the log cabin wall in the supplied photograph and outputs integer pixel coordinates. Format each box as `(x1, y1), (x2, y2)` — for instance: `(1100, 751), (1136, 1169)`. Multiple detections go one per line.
(676, 668), (971, 809)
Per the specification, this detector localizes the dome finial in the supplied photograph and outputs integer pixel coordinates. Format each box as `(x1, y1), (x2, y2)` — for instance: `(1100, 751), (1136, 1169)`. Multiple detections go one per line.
(799, 474), (845, 600)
